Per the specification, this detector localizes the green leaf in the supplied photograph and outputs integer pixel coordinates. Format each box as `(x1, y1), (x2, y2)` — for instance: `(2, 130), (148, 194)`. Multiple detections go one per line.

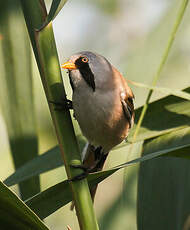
(143, 126), (190, 159)
(129, 0), (189, 148)
(129, 80), (190, 101)
(5, 87), (190, 188)
(128, 87), (190, 143)
(5, 88), (190, 187)
(26, 138), (190, 219)
(0, 181), (49, 230)
(4, 146), (62, 187)
(26, 180), (71, 219)
(98, 128), (190, 230)
(26, 170), (115, 219)
(4, 135), (86, 186)
(39, 0), (68, 30)
(137, 132), (190, 229)
(47, 0), (67, 22)
(0, 0), (40, 200)
(99, 166), (138, 230)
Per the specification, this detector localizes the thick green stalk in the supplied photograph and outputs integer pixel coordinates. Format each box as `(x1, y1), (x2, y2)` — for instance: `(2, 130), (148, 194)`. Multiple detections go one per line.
(130, 0), (189, 147)
(20, 1), (99, 229)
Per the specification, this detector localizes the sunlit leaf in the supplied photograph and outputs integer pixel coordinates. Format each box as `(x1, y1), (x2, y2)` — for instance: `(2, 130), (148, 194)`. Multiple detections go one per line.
(47, 0), (67, 22)
(4, 135), (86, 186)
(5, 87), (190, 186)
(143, 126), (190, 159)
(128, 87), (190, 143)
(4, 146), (62, 187)
(26, 138), (190, 219)
(128, 80), (190, 101)
(39, 0), (68, 29)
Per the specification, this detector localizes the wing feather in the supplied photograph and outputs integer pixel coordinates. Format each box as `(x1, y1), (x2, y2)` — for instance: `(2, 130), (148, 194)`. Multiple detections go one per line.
(112, 66), (135, 128)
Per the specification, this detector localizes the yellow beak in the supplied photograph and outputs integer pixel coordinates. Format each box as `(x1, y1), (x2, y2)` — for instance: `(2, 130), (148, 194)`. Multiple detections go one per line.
(61, 61), (77, 70)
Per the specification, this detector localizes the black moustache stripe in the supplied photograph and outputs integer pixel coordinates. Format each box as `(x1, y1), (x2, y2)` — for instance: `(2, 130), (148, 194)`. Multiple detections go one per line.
(75, 57), (96, 91)
(78, 64), (95, 91)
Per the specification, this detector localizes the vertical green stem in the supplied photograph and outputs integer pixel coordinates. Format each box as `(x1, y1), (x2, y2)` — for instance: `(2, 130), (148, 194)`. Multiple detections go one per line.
(20, 1), (99, 229)
(130, 0), (189, 147)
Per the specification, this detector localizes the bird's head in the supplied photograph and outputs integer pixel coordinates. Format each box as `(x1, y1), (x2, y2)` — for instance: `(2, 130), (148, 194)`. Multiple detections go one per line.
(62, 51), (113, 91)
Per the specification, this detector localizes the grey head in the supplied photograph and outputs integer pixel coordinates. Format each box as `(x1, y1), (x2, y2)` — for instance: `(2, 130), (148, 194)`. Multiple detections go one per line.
(62, 51), (113, 91)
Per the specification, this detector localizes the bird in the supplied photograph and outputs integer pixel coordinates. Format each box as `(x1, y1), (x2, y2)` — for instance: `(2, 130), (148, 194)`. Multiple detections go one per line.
(61, 51), (134, 203)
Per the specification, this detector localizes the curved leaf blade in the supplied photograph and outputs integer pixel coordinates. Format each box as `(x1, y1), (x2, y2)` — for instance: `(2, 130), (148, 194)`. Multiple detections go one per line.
(0, 181), (49, 230)
(39, 0), (68, 29)
(4, 135), (86, 186)
(6, 93), (190, 187)
(0, 0), (40, 200)
(26, 169), (115, 219)
(137, 130), (190, 229)
(7, 124), (190, 191)
(48, 0), (67, 22)
(143, 126), (190, 158)
(128, 87), (190, 143)
(26, 133), (190, 219)
(26, 180), (70, 219)
(129, 80), (190, 101)
(4, 146), (62, 187)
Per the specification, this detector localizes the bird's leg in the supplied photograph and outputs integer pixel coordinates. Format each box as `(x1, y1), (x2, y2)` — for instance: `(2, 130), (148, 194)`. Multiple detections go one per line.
(88, 147), (108, 173)
(68, 164), (89, 182)
(48, 98), (73, 111)
(68, 147), (108, 182)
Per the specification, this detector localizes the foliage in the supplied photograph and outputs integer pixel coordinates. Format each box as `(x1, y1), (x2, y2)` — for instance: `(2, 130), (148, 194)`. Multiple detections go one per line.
(0, 0), (189, 229)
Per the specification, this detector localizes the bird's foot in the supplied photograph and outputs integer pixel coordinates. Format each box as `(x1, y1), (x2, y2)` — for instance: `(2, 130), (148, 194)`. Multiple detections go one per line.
(68, 147), (108, 182)
(68, 164), (89, 182)
(48, 99), (73, 111)
(68, 157), (106, 182)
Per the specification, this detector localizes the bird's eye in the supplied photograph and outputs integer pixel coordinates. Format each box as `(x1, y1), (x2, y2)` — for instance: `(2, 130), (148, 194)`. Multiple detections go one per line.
(81, 57), (88, 63)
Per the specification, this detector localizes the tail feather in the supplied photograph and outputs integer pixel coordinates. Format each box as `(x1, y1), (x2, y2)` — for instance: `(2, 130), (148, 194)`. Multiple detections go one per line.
(70, 143), (108, 210)
(84, 145), (108, 202)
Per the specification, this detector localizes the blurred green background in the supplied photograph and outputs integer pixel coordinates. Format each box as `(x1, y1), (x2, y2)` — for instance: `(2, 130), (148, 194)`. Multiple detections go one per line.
(0, 0), (190, 229)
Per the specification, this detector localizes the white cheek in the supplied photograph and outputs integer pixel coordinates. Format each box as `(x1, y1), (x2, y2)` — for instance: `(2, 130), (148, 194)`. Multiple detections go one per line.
(70, 70), (83, 87)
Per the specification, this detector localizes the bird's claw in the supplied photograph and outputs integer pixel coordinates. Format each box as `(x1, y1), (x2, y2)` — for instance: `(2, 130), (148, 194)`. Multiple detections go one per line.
(68, 172), (88, 182)
(68, 161), (103, 182)
(68, 164), (91, 182)
(48, 99), (73, 111)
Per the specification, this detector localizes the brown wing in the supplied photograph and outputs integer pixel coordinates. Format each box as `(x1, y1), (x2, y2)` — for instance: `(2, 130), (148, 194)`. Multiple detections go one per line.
(121, 95), (134, 128)
(112, 66), (135, 128)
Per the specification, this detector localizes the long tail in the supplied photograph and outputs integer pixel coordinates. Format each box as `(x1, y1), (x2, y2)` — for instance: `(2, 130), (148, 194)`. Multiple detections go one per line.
(83, 144), (108, 202)
(70, 143), (108, 210)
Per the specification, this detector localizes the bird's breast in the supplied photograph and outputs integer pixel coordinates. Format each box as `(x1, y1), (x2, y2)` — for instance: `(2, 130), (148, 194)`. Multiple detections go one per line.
(72, 87), (130, 152)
